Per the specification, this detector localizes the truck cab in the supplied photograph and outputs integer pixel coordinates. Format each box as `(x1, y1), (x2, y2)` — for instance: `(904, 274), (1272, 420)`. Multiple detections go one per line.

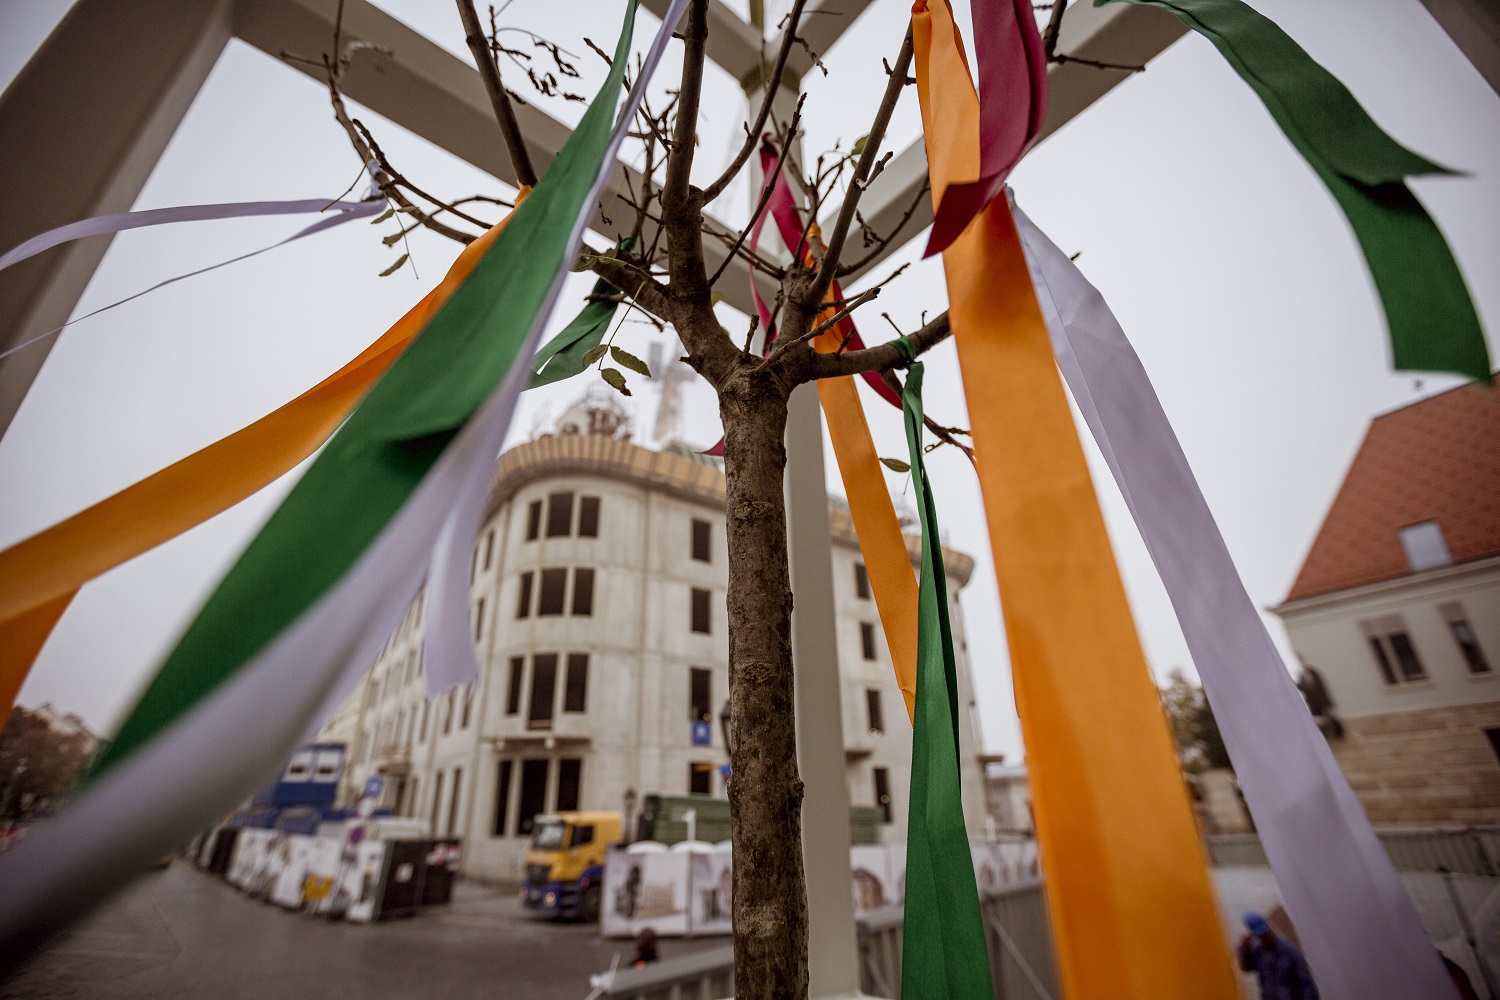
(521, 811), (621, 921)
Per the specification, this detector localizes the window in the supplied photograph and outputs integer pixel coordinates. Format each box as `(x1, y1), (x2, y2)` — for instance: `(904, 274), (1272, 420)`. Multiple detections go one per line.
(866, 689), (884, 735)
(578, 496), (600, 538)
(420, 699), (430, 741)
(860, 622), (877, 661)
(1441, 602), (1491, 674)
(472, 597), (486, 643)
(493, 760), (513, 836)
(461, 684), (474, 729)
(564, 654), (589, 713)
(529, 653), (558, 729)
(518, 760), (548, 836)
(572, 568), (595, 616)
(506, 657), (524, 715)
(430, 770), (446, 834)
(854, 562), (871, 600)
(538, 568), (568, 615)
(447, 767), (464, 837)
(1361, 616), (1427, 684)
(691, 518), (711, 562)
(482, 529), (495, 571)
(443, 689), (455, 735)
(873, 767), (892, 823)
(690, 668), (712, 723)
(571, 824), (594, 847)
(407, 777), (419, 818)
(691, 588), (712, 634)
(546, 492), (574, 537)
(516, 571), (534, 618)
(1398, 520), (1452, 572)
(557, 758), (582, 812)
(690, 762), (712, 795)
(1487, 728), (1500, 768)
(526, 500), (542, 541)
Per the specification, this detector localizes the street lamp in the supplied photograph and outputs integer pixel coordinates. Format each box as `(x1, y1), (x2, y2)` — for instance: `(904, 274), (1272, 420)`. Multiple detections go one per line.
(622, 786), (637, 845)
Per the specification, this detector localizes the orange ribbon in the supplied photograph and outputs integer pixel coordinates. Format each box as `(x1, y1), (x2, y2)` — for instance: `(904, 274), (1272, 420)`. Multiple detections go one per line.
(0, 193), (527, 721)
(913, 2), (1237, 997)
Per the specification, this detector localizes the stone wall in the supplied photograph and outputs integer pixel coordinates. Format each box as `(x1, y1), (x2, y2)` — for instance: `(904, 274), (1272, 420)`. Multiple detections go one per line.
(1329, 700), (1500, 825)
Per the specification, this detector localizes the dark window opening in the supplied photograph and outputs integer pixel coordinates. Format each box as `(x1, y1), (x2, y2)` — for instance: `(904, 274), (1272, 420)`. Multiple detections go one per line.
(420, 700), (430, 741)
(691, 588), (711, 634)
(866, 689), (884, 735)
(518, 760), (548, 837)
(571, 824), (594, 847)
(874, 767), (892, 823)
(516, 571), (533, 619)
(493, 760), (513, 837)
(529, 654), (557, 729)
(538, 568), (568, 615)
(1486, 728), (1500, 768)
(1368, 637), (1398, 685)
(1450, 619), (1492, 674)
(1388, 632), (1426, 681)
(860, 622), (877, 661)
(556, 758), (582, 812)
(482, 529), (495, 570)
(526, 500), (542, 541)
(461, 684), (473, 729)
(546, 492), (574, 537)
(447, 767), (463, 837)
(854, 563), (871, 600)
(689, 763), (712, 795)
(430, 771), (446, 835)
(473, 598), (486, 643)
(691, 519), (711, 562)
(572, 568), (595, 616)
(564, 654), (589, 713)
(690, 668), (712, 723)
(578, 496), (600, 538)
(506, 657), (524, 715)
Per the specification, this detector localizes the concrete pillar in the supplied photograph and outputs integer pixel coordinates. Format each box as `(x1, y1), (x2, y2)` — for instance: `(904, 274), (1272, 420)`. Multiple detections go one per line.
(785, 383), (861, 998)
(0, 0), (233, 439)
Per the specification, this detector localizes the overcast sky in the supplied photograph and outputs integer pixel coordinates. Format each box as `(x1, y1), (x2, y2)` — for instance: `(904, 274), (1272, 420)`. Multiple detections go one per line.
(1, 0), (1496, 764)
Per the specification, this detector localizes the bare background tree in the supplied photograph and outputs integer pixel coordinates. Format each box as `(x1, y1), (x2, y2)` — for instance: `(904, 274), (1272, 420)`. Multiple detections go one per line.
(302, 1), (970, 994)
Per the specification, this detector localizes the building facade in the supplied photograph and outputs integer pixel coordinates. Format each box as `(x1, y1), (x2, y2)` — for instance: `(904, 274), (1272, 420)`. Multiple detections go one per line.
(1273, 382), (1500, 825)
(318, 430), (988, 880)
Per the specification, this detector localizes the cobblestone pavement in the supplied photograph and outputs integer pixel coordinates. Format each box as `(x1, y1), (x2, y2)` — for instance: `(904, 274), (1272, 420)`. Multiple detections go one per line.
(1, 861), (722, 1000)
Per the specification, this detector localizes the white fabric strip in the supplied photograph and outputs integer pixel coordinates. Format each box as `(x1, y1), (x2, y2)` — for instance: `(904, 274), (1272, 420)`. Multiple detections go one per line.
(420, 0), (692, 698)
(0, 204), (384, 362)
(0, 196), (381, 273)
(0, 0), (688, 961)
(1009, 192), (1457, 1000)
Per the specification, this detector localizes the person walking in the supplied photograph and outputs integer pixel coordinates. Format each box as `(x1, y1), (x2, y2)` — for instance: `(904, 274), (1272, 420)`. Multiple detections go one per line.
(1238, 911), (1319, 1000)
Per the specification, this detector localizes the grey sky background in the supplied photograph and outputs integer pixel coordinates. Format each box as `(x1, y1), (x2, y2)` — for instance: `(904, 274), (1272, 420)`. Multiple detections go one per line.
(1, 0), (1496, 764)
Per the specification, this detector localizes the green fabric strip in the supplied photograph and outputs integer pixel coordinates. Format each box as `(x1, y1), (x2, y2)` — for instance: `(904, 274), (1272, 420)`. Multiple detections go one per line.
(94, 0), (641, 776)
(894, 340), (994, 1000)
(528, 241), (633, 389)
(1102, 0), (1490, 384)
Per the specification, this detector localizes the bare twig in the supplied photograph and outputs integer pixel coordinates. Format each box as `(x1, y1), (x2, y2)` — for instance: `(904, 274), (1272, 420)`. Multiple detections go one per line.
(1042, 0), (1068, 60)
(457, 0), (539, 187)
(701, 0), (807, 204)
(353, 120), (493, 230)
(836, 179), (929, 277)
(707, 98), (803, 289)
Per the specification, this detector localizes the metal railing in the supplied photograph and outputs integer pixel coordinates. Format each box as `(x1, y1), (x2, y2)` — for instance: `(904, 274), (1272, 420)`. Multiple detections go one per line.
(1207, 826), (1500, 876)
(599, 880), (1058, 1000)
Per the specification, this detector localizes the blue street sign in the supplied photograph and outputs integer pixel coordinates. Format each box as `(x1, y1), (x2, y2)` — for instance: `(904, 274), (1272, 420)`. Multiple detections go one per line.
(363, 775), (386, 800)
(691, 721), (712, 747)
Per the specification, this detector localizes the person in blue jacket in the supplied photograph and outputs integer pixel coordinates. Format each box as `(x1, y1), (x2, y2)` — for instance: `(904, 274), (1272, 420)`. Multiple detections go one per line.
(1238, 911), (1319, 1000)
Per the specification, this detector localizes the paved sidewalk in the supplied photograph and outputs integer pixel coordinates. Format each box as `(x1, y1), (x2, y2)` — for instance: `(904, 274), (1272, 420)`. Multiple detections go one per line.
(1, 861), (721, 1000)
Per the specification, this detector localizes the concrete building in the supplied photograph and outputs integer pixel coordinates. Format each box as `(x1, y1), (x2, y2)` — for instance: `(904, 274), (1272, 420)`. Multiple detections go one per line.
(1273, 381), (1500, 825)
(318, 429), (988, 880)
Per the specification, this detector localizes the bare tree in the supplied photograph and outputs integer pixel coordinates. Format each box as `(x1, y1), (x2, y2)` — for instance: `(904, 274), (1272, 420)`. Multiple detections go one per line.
(304, 2), (964, 994)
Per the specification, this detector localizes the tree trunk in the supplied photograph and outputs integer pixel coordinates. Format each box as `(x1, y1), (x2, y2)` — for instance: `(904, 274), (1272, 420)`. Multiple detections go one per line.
(720, 362), (807, 1000)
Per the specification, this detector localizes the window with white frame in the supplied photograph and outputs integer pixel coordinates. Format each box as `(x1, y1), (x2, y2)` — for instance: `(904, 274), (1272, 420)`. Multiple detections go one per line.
(1359, 615), (1427, 685)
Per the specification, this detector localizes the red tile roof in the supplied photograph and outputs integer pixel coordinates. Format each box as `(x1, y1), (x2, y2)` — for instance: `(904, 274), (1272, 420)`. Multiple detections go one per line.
(1285, 380), (1500, 602)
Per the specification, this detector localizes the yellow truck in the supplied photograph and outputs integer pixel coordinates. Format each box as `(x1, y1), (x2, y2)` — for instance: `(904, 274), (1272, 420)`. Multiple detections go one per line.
(521, 811), (622, 921)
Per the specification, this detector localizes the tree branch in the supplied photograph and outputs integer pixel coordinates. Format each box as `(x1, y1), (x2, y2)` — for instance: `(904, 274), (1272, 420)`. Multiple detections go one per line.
(661, 0), (708, 218)
(700, 0), (807, 204)
(456, 0), (539, 188)
(797, 309), (950, 381)
(802, 25), (913, 308)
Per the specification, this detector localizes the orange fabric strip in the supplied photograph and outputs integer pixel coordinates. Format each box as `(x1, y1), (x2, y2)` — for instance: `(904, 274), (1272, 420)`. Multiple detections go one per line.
(0, 194), (527, 712)
(913, 3), (1238, 997)
(0, 593), (73, 724)
(812, 341), (919, 720)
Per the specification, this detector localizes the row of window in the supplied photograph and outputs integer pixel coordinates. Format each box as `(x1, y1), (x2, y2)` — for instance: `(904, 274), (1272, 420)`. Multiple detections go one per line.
(527, 492), (601, 541)
(516, 568), (595, 618)
(506, 653), (590, 728)
(1361, 602), (1490, 686)
(366, 683), (477, 761)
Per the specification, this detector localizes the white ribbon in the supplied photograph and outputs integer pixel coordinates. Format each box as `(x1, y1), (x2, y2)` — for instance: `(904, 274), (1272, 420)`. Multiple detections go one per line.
(1010, 192), (1456, 1000)
(0, 0), (689, 959)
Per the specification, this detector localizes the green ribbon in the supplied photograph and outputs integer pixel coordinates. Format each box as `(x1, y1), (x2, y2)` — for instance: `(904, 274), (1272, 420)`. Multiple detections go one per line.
(94, 0), (642, 776)
(894, 337), (994, 999)
(527, 240), (634, 389)
(1101, 0), (1490, 384)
